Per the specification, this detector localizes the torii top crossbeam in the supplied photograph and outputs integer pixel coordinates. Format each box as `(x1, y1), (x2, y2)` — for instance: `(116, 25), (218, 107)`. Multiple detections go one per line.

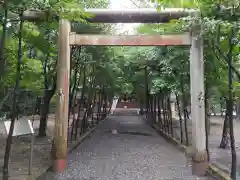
(84, 8), (197, 23)
(23, 8), (197, 23)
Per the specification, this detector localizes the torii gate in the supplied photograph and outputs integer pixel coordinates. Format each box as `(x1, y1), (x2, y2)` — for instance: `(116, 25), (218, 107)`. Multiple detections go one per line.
(25, 8), (207, 176)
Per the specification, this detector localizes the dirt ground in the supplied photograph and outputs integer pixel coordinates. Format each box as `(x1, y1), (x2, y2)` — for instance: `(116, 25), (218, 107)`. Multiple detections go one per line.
(171, 115), (240, 177)
(0, 114), (54, 180)
(208, 116), (240, 176)
(0, 113), (89, 180)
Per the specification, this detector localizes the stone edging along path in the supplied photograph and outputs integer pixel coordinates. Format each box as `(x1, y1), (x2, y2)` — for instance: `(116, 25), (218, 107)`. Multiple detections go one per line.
(36, 114), (112, 180)
(141, 115), (231, 180)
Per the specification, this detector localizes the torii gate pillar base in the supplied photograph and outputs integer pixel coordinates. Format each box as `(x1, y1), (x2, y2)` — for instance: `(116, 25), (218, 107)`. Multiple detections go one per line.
(191, 151), (208, 176)
(52, 159), (67, 172)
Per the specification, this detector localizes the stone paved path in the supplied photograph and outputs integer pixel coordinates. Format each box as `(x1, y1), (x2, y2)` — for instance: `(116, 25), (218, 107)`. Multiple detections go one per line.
(40, 114), (214, 180)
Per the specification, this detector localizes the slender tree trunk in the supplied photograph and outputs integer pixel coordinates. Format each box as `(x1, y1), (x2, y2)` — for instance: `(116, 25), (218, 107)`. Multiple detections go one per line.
(74, 63), (86, 139)
(103, 88), (108, 117)
(3, 15), (23, 180)
(229, 90), (237, 180)
(219, 101), (230, 149)
(236, 102), (240, 120)
(80, 63), (89, 135)
(157, 93), (163, 129)
(148, 95), (150, 114)
(228, 26), (237, 179)
(144, 66), (149, 113)
(205, 84), (211, 135)
(69, 47), (81, 117)
(38, 88), (55, 137)
(183, 106), (189, 146)
(92, 88), (97, 124)
(97, 90), (102, 122)
(69, 64), (80, 117)
(205, 83), (210, 161)
(165, 95), (170, 134)
(167, 95), (173, 137)
(85, 64), (95, 128)
(180, 76), (189, 146)
(99, 86), (105, 119)
(0, 7), (8, 99)
(68, 50), (74, 118)
(176, 93), (183, 144)
(38, 36), (55, 137)
(150, 95), (154, 124)
(0, 7), (8, 81)
(139, 98), (144, 115)
(81, 64), (87, 107)
(70, 65), (82, 140)
(162, 94), (167, 132)
(220, 98), (224, 116)
(153, 94), (157, 123)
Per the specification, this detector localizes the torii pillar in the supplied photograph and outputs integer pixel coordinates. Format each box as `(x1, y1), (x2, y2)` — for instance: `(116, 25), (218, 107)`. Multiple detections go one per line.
(189, 26), (208, 175)
(52, 19), (71, 172)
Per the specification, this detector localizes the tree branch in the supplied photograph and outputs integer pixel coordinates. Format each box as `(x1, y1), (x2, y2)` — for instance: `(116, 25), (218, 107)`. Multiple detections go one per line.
(211, 40), (240, 81)
(215, 43), (229, 62)
(129, 0), (141, 8)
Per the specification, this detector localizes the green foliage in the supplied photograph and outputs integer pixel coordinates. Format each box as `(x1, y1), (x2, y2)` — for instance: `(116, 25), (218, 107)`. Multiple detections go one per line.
(0, 0), (113, 109)
(1, 0), (239, 105)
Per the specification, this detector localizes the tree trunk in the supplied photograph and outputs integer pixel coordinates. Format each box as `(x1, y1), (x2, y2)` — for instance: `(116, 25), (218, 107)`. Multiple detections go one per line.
(38, 89), (55, 137)
(139, 98), (144, 115)
(149, 95), (153, 124)
(220, 98), (224, 116)
(69, 47), (81, 118)
(0, 7), (8, 80)
(38, 41), (54, 137)
(85, 64), (95, 128)
(162, 94), (167, 132)
(76, 64), (87, 136)
(103, 88), (108, 117)
(165, 95), (170, 134)
(69, 64), (79, 118)
(97, 90), (103, 122)
(205, 83), (210, 161)
(3, 15), (23, 180)
(0, 7), (8, 99)
(157, 94), (162, 128)
(219, 103), (229, 149)
(144, 66), (149, 113)
(205, 84), (211, 135)
(153, 94), (157, 123)
(167, 95), (173, 137)
(236, 102), (240, 120)
(180, 76), (189, 146)
(69, 67), (82, 140)
(227, 25), (237, 179)
(176, 93), (183, 144)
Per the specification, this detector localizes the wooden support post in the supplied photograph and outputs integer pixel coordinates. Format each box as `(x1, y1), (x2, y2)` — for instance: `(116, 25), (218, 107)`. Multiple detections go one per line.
(170, 93), (176, 119)
(170, 102), (176, 119)
(52, 19), (71, 172)
(189, 30), (208, 176)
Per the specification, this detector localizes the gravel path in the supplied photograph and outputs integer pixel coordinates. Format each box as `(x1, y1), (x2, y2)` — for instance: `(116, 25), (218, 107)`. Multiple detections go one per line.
(40, 114), (214, 180)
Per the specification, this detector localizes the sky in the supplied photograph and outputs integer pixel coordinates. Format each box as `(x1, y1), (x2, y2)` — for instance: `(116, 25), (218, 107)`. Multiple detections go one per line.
(110, 0), (140, 9)
(108, 0), (143, 34)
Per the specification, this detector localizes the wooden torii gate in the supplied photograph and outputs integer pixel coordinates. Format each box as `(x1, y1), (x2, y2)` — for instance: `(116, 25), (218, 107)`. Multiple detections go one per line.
(25, 8), (207, 176)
